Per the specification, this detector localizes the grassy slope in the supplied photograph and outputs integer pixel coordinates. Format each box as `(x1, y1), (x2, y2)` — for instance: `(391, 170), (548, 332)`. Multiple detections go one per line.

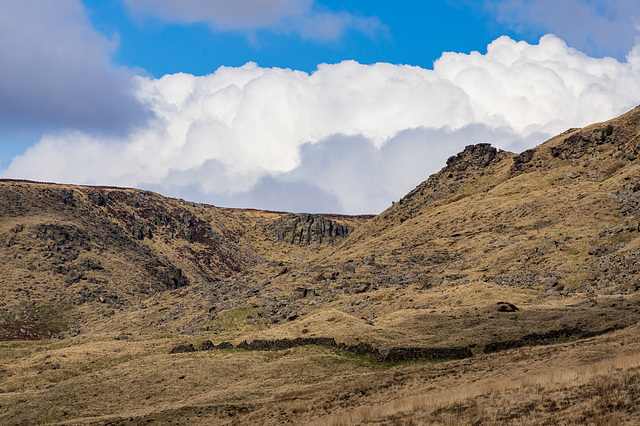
(2, 107), (640, 424)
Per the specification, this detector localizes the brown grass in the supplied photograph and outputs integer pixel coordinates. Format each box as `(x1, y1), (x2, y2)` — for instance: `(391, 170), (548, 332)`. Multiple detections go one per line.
(3, 108), (640, 424)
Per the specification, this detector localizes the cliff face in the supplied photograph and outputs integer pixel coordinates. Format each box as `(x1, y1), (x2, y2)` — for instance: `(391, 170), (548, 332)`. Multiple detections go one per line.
(270, 213), (353, 245)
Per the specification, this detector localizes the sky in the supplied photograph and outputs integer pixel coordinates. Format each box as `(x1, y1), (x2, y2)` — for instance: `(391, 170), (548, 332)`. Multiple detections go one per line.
(2, 1), (640, 214)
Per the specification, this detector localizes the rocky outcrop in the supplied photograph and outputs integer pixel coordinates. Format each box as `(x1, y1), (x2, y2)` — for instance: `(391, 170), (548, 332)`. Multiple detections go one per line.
(580, 247), (640, 294)
(168, 342), (196, 354)
(550, 125), (622, 160)
(444, 143), (499, 171)
(382, 144), (507, 224)
(156, 266), (189, 289)
(271, 213), (352, 245)
(509, 148), (539, 176)
(608, 177), (640, 216)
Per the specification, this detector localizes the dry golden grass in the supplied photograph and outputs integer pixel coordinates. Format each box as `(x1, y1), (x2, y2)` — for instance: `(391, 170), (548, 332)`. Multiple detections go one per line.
(309, 329), (640, 425)
(2, 108), (640, 424)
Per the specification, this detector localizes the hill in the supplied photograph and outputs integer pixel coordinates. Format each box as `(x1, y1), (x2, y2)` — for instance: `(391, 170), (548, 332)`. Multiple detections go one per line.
(2, 106), (640, 424)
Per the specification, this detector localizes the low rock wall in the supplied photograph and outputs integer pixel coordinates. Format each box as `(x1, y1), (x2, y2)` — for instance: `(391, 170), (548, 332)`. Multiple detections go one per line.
(170, 337), (474, 362)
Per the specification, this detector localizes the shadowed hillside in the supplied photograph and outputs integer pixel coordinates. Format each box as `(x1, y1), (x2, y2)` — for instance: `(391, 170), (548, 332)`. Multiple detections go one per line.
(2, 107), (640, 424)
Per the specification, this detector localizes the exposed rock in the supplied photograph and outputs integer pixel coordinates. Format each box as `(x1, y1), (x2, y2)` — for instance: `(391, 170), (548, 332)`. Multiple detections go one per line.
(608, 177), (640, 215)
(87, 190), (108, 206)
(445, 143), (499, 171)
(581, 247), (640, 294)
(197, 340), (215, 351)
(551, 126), (618, 161)
(236, 337), (338, 351)
(483, 324), (629, 354)
(199, 337), (474, 363)
(384, 346), (472, 362)
(215, 342), (234, 350)
(293, 287), (309, 299)
(496, 302), (519, 312)
(169, 342), (196, 354)
(342, 342), (381, 359)
(588, 246), (618, 256)
(56, 189), (76, 207)
(156, 266), (188, 289)
(509, 148), (538, 175)
(492, 272), (540, 289)
(271, 213), (352, 245)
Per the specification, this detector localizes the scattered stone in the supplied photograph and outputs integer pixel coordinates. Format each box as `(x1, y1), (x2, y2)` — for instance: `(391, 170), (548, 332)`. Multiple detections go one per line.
(198, 340), (215, 351)
(215, 342), (234, 350)
(496, 302), (519, 312)
(169, 342), (196, 354)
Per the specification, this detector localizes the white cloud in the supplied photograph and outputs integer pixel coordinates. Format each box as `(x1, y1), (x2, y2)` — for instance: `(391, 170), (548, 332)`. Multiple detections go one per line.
(124, 0), (384, 41)
(0, 0), (145, 134)
(481, 0), (640, 59)
(5, 35), (640, 213)
(280, 126), (547, 214)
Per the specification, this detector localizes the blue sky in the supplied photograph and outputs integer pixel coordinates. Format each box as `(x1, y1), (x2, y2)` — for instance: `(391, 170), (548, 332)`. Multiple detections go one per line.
(2, 0), (640, 213)
(82, 1), (512, 76)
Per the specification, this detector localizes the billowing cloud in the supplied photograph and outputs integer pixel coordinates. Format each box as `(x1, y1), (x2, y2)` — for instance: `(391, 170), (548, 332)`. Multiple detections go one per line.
(481, 0), (640, 59)
(282, 126), (547, 214)
(124, 0), (384, 41)
(0, 0), (146, 135)
(5, 35), (640, 213)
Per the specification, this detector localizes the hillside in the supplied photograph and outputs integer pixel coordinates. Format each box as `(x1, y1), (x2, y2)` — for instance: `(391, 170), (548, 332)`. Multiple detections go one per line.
(2, 107), (640, 424)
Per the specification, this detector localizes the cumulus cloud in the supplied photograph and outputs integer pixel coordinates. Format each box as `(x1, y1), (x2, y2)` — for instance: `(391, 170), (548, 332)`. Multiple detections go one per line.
(281, 126), (547, 214)
(124, 0), (384, 41)
(0, 0), (146, 135)
(5, 35), (640, 213)
(481, 0), (640, 59)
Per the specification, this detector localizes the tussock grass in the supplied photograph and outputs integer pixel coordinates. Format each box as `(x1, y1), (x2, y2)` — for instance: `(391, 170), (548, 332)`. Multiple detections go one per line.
(310, 347), (640, 425)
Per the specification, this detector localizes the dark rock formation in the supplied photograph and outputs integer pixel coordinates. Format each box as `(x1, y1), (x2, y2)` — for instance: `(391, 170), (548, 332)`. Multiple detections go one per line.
(608, 177), (640, 216)
(169, 342), (196, 354)
(581, 247), (640, 294)
(87, 190), (108, 206)
(184, 337), (473, 363)
(510, 148), (538, 175)
(56, 189), (76, 207)
(445, 143), (499, 171)
(483, 325), (629, 354)
(384, 346), (472, 362)
(156, 266), (188, 289)
(236, 337), (338, 351)
(271, 213), (351, 245)
(197, 340), (215, 351)
(550, 127), (618, 160)
(496, 302), (519, 312)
